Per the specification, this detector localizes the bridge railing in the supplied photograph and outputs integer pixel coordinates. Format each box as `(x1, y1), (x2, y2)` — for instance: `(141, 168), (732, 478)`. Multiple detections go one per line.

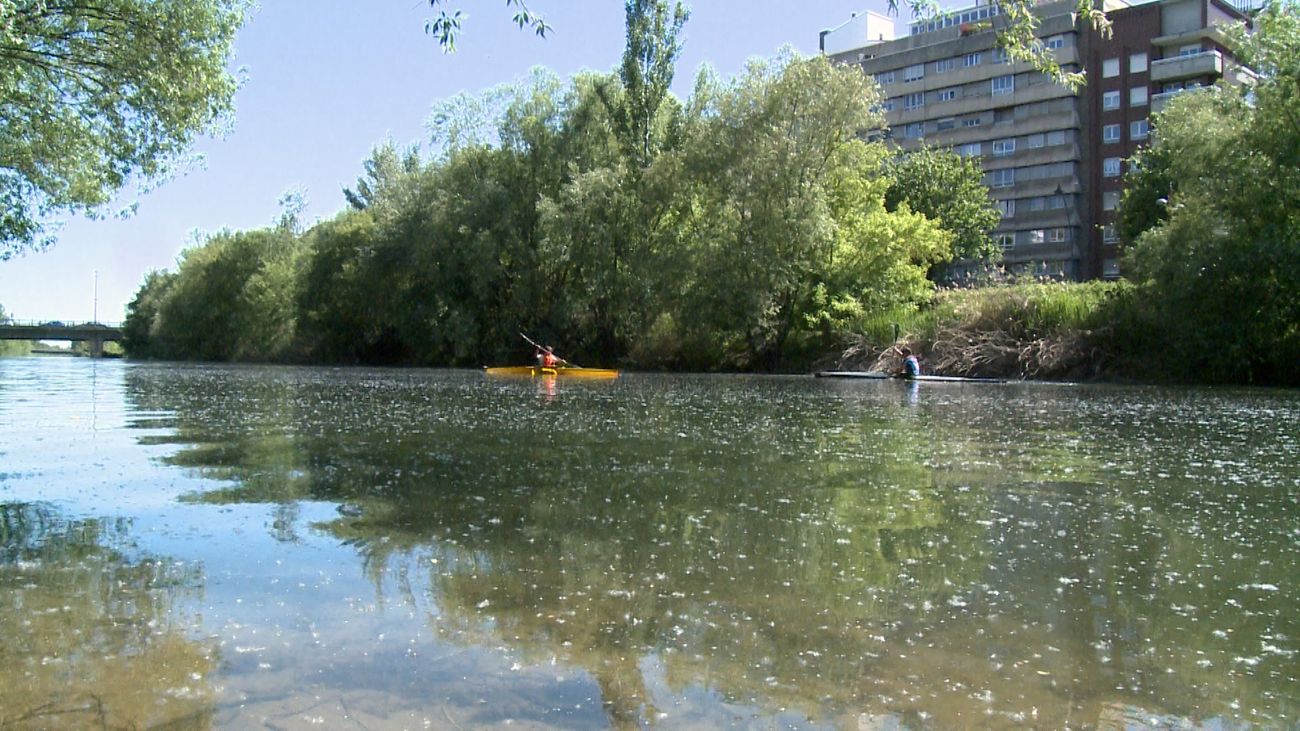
(1, 319), (124, 329)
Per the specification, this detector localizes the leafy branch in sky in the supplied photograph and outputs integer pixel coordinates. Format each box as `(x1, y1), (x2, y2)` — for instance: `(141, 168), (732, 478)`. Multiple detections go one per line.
(0, 0), (248, 259)
(425, 0), (550, 53)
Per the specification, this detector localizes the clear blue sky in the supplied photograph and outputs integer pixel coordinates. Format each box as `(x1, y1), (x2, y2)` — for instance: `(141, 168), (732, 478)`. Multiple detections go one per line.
(1, 0), (899, 323)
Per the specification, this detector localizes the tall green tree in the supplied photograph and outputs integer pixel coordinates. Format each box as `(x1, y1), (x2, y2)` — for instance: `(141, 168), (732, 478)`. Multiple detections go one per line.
(1115, 142), (1176, 246)
(600, 0), (689, 170)
(669, 55), (948, 369)
(134, 227), (301, 362)
(543, 1), (689, 360)
(121, 270), (177, 358)
(1119, 1), (1300, 384)
(0, 0), (248, 259)
(884, 146), (1002, 277)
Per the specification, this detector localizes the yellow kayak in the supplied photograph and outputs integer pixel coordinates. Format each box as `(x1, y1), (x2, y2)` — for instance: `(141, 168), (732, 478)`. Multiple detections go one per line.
(484, 366), (620, 379)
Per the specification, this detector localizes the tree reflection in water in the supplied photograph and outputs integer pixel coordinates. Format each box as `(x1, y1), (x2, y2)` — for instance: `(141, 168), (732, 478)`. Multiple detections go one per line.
(0, 502), (215, 728)
(118, 366), (1299, 729)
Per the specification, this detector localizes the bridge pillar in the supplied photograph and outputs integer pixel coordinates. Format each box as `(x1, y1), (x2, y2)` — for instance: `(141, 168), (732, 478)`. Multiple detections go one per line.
(88, 335), (104, 358)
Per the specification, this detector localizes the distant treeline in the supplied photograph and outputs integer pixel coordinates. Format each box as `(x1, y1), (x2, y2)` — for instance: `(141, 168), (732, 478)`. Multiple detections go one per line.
(123, 53), (998, 372)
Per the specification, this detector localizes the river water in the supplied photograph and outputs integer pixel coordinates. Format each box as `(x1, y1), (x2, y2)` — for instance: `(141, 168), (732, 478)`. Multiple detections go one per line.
(1, 358), (1297, 729)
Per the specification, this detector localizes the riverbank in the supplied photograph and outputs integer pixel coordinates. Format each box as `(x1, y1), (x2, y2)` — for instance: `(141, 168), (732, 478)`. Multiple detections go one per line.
(819, 281), (1135, 383)
(118, 276), (1294, 387)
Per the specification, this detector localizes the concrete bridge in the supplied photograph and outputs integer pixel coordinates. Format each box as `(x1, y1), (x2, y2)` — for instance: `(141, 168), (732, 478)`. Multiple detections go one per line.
(0, 320), (124, 357)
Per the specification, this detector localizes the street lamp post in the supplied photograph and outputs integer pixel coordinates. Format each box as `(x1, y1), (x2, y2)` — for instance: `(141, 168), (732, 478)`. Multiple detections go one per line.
(1053, 184), (1078, 280)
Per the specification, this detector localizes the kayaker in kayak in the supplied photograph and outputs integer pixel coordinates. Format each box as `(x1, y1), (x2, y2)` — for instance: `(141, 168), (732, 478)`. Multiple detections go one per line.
(894, 346), (921, 378)
(536, 345), (568, 369)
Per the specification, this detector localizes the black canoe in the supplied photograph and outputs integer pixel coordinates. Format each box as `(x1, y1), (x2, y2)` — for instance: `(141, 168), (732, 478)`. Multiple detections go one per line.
(814, 371), (1008, 383)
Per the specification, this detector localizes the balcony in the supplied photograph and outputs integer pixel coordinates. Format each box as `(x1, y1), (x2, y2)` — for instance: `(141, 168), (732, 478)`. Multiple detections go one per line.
(1150, 50), (1223, 83)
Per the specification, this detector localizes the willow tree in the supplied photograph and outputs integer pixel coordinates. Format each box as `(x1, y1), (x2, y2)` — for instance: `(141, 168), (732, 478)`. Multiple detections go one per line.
(0, 0), (247, 258)
(670, 56), (950, 369)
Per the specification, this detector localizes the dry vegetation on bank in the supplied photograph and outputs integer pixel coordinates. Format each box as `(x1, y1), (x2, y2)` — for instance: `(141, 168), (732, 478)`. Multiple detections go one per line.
(826, 282), (1123, 381)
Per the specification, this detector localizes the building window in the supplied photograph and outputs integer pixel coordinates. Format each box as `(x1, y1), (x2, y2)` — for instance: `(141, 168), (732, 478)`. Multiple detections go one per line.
(992, 74), (1015, 96)
(1103, 224), (1119, 243)
(1103, 191), (1120, 210)
(881, 99), (895, 112)
(905, 122), (923, 139)
(935, 58), (956, 73)
(1102, 90), (1121, 110)
(989, 168), (1015, 188)
(1046, 130), (1067, 146)
(1103, 57), (1120, 78)
(937, 117), (957, 131)
(1130, 86), (1148, 106)
(904, 63), (925, 82)
(993, 48), (1010, 64)
(992, 138), (1016, 156)
(1131, 119), (1149, 140)
(1103, 157), (1122, 177)
(1045, 35), (1066, 49)
(904, 92), (924, 110)
(1179, 43), (1201, 56)
(959, 142), (982, 157)
(1047, 227), (1068, 243)
(1029, 229), (1046, 244)
(1026, 133), (1045, 149)
(938, 88), (958, 102)
(1103, 259), (1120, 278)
(999, 233), (1015, 250)
(963, 116), (982, 127)
(998, 199), (1015, 218)
(875, 71), (895, 85)
(1103, 124), (1121, 143)
(1130, 52), (1148, 73)
(964, 52), (982, 67)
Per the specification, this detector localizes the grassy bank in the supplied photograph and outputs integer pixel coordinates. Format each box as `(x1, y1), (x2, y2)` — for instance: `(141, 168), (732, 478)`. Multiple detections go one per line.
(824, 281), (1134, 381)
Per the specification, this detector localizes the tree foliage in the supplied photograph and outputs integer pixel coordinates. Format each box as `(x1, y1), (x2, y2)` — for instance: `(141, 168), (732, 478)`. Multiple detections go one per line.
(425, 0), (549, 53)
(884, 146), (1002, 275)
(1117, 1), (1300, 385)
(600, 0), (689, 170)
(658, 54), (947, 368)
(126, 8), (974, 372)
(0, 0), (248, 259)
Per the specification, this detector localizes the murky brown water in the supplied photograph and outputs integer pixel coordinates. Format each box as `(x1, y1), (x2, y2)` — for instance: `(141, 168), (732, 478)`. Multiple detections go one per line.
(1, 358), (1297, 729)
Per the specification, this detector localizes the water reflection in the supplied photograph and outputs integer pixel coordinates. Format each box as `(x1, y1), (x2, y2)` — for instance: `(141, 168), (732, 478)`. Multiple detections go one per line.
(104, 365), (1300, 728)
(0, 502), (215, 728)
(3, 359), (1296, 727)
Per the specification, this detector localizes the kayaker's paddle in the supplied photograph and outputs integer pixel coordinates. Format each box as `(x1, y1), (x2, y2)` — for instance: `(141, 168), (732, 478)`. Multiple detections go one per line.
(890, 323), (902, 377)
(519, 332), (578, 368)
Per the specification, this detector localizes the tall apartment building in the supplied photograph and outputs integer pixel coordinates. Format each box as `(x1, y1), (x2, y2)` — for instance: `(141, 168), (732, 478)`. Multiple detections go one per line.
(821, 0), (1254, 281)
